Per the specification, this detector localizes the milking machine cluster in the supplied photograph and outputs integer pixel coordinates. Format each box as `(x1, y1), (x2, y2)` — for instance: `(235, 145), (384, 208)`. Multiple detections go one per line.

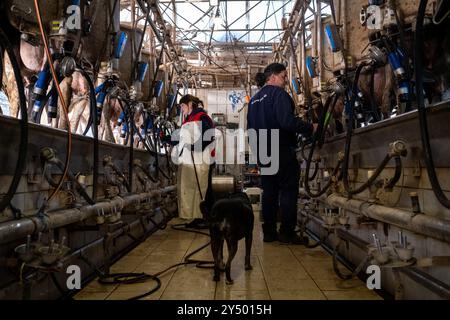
(294, 0), (450, 287)
(0, 0), (182, 299)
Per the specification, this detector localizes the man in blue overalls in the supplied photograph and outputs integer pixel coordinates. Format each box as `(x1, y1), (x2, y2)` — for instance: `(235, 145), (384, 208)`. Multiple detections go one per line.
(247, 63), (315, 244)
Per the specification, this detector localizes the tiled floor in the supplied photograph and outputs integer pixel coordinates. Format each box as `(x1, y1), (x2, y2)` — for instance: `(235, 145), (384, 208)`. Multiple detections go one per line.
(74, 218), (382, 300)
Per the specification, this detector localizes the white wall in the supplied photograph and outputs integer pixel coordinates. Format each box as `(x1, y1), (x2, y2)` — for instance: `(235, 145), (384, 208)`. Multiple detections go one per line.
(189, 88), (246, 124)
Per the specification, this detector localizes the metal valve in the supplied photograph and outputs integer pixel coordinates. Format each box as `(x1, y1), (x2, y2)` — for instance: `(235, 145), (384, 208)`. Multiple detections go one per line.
(389, 140), (407, 157)
(40, 147), (56, 161)
(368, 46), (387, 66)
(59, 56), (76, 77)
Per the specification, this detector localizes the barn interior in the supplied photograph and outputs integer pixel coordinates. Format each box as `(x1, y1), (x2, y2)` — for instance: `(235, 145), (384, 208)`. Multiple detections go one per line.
(0, 0), (449, 301)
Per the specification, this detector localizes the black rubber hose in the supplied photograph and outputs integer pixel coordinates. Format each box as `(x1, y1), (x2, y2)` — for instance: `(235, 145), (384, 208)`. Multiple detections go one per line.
(0, 29), (28, 214)
(148, 36), (166, 101)
(369, 69), (381, 122)
(26, 82), (34, 119)
(309, 161), (320, 182)
(345, 153), (393, 196)
(53, 157), (95, 205)
(0, 48), (3, 89)
(341, 63), (394, 196)
(318, 95), (337, 149)
(32, 59), (60, 124)
(304, 94), (341, 198)
(299, 139), (309, 161)
(130, 0), (151, 84)
(109, 162), (131, 192)
(414, 0), (450, 208)
(384, 156), (402, 190)
(128, 107), (134, 192)
(81, 70), (101, 137)
(82, 91), (94, 136)
(151, 122), (171, 181)
(34, 89), (52, 124)
(391, 0), (412, 112)
(134, 161), (158, 183)
(161, 123), (174, 176)
(60, 0), (84, 63)
(300, 141), (319, 181)
(161, 129), (173, 178)
(78, 68), (98, 201)
(332, 239), (371, 281)
(97, 215), (213, 300)
(116, 99), (161, 183)
(152, 128), (160, 179)
(93, 0), (120, 76)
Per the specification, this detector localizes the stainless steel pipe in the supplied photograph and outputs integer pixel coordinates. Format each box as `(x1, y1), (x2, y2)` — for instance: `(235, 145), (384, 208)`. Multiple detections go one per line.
(299, 190), (450, 243)
(0, 186), (176, 244)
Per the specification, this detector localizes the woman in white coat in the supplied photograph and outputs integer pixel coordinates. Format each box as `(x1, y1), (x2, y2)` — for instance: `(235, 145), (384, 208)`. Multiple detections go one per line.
(174, 94), (215, 229)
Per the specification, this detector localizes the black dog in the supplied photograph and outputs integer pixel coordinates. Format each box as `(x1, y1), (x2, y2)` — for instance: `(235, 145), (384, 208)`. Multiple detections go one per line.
(200, 192), (254, 284)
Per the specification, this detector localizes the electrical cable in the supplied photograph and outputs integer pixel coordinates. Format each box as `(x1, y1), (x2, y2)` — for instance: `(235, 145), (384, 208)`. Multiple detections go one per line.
(34, 0), (72, 205)
(0, 29), (28, 214)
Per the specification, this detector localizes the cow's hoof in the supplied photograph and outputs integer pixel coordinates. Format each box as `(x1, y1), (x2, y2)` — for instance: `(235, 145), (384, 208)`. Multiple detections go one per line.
(213, 275), (220, 282)
(245, 264), (253, 270)
(225, 279), (234, 285)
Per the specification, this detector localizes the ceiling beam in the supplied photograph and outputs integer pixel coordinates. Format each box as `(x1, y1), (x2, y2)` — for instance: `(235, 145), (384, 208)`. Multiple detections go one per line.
(273, 0), (311, 61)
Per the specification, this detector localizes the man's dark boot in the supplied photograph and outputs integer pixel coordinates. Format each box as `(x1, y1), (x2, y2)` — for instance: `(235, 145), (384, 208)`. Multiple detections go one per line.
(263, 224), (278, 243)
(263, 232), (278, 242)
